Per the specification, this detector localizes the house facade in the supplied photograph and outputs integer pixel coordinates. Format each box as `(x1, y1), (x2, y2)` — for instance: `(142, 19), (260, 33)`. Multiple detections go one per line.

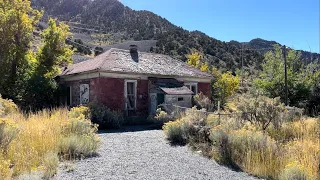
(59, 45), (212, 116)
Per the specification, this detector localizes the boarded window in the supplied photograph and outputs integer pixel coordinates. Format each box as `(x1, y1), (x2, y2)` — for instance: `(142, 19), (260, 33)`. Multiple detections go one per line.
(80, 84), (89, 105)
(127, 82), (135, 109)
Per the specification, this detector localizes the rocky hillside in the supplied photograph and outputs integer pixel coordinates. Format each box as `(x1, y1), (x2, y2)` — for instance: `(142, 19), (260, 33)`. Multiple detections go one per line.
(32, 0), (319, 72)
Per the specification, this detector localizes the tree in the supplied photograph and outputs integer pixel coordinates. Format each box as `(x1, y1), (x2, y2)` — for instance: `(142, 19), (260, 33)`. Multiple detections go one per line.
(186, 50), (210, 72)
(186, 49), (201, 68)
(212, 68), (240, 106)
(254, 45), (319, 108)
(0, 0), (42, 101)
(37, 18), (73, 78)
(200, 62), (210, 72)
(23, 18), (73, 110)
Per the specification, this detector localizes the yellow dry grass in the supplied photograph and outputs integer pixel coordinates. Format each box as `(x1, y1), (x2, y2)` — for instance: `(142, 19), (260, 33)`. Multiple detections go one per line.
(0, 105), (100, 179)
(164, 106), (320, 180)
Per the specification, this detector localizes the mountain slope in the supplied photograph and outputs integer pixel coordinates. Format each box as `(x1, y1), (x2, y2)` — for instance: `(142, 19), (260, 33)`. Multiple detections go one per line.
(31, 0), (319, 72)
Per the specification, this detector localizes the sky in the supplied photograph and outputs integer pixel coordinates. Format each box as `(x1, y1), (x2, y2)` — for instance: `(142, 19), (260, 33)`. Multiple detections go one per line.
(121, 0), (320, 53)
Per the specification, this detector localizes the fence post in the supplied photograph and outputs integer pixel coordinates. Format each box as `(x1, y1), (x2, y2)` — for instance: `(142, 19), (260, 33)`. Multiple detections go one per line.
(218, 101), (221, 121)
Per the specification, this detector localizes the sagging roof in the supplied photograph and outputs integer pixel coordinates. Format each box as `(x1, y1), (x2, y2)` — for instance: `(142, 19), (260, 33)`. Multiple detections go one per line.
(60, 48), (212, 79)
(160, 86), (194, 95)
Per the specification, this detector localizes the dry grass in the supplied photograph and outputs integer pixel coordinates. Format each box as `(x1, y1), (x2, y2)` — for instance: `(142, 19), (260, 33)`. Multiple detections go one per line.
(164, 104), (320, 180)
(0, 97), (100, 179)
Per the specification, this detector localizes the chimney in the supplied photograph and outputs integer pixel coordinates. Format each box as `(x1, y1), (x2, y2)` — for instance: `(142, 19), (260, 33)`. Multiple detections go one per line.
(130, 45), (138, 53)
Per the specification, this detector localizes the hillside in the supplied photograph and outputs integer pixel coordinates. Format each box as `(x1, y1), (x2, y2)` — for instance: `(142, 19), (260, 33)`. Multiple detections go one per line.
(32, 0), (319, 72)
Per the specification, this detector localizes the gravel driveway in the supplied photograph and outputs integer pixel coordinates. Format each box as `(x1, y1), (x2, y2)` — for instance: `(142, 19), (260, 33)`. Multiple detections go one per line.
(57, 126), (259, 180)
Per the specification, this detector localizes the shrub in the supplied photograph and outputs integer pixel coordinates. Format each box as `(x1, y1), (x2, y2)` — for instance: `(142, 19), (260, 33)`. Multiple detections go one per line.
(150, 108), (174, 128)
(42, 152), (59, 179)
(267, 118), (318, 142)
(194, 93), (215, 112)
(163, 119), (188, 145)
(182, 107), (210, 144)
(281, 140), (320, 179)
(57, 134), (100, 159)
(89, 103), (124, 129)
(0, 119), (18, 150)
(69, 106), (91, 119)
(64, 118), (98, 136)
(228, 128), (278, 177)
(0, 107), (100, 178)
(0, 152), (12, 179)
(279, 161), (313, 180)
(163, 107), (210, 145)
(0, 95), (18, 116)
(209, 127), (232, 164)
(237, 96), (287, 130)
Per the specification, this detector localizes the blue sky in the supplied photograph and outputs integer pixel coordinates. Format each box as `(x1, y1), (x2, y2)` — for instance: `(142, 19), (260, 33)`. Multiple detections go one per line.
(121, 0), (320, 53)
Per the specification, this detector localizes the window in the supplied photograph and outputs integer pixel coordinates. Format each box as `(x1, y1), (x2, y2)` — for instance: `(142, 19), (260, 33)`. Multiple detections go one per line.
(80, 84), (89, 105)
(125, 80), (137, 110)
(178, 97), (184, 101)
(185, 83), (198, 94)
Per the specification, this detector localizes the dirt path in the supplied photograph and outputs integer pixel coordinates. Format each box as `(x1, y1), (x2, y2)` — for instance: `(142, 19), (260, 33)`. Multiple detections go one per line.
(57, 126), (259, 180)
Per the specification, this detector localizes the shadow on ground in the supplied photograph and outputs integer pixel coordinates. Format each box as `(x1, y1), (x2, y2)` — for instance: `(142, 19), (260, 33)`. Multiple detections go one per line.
(98, 125), (161, 134)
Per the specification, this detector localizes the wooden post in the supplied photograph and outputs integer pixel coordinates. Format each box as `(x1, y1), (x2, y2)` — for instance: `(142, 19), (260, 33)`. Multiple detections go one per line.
(218, 101), (221, 120)
(283, 45), (288, 106)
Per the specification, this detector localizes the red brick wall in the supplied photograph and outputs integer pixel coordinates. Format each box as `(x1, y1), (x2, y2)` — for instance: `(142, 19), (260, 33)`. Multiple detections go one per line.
(198, 82), (212, 99)
(66, 77), (149, 115)
(94, 78), (125, 111)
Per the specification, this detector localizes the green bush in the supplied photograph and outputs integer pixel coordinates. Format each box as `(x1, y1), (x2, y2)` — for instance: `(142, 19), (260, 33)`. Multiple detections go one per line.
(69, 106), (91, 119)
(279, 161), (312, 180)
(89, 103), (124, 129)
(57, 134), (100, 159)
(43, 152), (59, 179)
(237, 96), (287, 130)
(163, 119), (187, 145)
(163, 107), (209, 145)
(64, 118), (98, 136)
(209, 128), (232, 164)
(149, 108), (174, 128)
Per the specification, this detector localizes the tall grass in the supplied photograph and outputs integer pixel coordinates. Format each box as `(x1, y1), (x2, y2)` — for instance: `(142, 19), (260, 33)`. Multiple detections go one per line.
(0, 97), (100, 179)
(163, 103), (320, 179)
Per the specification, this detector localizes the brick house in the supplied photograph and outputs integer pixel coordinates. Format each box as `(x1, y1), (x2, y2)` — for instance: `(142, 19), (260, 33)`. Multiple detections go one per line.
(59, 45), (212, 116)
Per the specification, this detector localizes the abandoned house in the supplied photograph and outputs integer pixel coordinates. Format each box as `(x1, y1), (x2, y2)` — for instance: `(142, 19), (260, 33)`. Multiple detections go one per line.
(59, 45), (213, 116)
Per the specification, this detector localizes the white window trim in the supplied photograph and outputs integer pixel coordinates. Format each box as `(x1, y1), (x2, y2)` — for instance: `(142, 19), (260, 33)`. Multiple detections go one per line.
(124, 80), (137, 110)
(185, 82), (198, 94)
(80, 84), (90, 105)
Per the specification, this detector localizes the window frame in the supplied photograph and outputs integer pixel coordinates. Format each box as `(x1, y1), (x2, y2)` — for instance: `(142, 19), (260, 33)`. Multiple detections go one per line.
(124, 80), (137, 111)
(185, 82), (198, 94)
(80, 84), (90, 105)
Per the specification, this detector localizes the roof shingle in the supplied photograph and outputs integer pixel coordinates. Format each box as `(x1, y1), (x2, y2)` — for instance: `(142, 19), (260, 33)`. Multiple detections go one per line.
(61, 48), (212, 79)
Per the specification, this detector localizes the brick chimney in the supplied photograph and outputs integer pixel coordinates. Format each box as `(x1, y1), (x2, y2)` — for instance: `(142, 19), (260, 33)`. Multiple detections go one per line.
(130, 45), (138, 53)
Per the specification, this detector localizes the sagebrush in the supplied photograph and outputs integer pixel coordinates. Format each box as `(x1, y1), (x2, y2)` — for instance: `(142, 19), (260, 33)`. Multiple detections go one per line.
(0, 97), (100, 179)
